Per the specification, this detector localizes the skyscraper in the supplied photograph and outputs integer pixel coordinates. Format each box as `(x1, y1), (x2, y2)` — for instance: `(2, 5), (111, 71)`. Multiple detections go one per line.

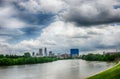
(39, 48), (43, 56)
(44, 47), (47, 56)
(49, 51), (52, 57)
(32, 52), (35, 56)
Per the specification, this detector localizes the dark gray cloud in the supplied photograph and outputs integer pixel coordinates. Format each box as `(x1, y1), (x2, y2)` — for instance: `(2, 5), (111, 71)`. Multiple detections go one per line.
(113, 5), (120, 9)
(60, 0), (120, 26)
(2, 0), (120, 27)
(0, 0), (56, 44)
(0, 0), (4, 6)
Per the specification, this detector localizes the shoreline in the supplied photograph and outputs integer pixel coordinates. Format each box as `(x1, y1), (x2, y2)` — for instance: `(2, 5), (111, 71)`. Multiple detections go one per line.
(0, 57), (59, 66)
(87, 62), (120, 79)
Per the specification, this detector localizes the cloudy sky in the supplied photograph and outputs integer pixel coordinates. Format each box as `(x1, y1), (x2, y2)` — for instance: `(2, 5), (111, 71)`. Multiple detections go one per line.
(0, 0), (120, 55)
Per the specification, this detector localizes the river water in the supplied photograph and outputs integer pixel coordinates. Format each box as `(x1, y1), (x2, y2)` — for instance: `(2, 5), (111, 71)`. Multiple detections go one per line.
(0, 59), (116, 79)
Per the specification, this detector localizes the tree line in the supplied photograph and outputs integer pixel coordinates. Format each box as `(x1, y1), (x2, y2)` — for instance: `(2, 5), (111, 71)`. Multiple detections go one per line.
(0, 52), (58, 66)
(79, 53), (120, 61)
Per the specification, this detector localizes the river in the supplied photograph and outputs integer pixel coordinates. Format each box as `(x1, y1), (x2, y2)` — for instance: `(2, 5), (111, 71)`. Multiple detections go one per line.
(0, 59), (116, 79)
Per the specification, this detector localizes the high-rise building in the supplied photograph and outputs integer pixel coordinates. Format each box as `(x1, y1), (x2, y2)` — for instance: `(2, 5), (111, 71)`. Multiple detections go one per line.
(32, 52), (35, 56)
(70, 49), (79, 58)
(49, 51), (52, 57)
(44, 47), (47, 56)
(39, 48), (43, 56)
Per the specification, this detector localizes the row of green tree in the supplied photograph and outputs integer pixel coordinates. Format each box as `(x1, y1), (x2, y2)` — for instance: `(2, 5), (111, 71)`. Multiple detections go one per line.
(79, 53), (120, 61)
(0, 53), (58, 66)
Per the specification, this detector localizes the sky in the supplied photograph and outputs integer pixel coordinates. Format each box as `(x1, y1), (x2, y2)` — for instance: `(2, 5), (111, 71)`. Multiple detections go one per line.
(0, 0), (120, 55)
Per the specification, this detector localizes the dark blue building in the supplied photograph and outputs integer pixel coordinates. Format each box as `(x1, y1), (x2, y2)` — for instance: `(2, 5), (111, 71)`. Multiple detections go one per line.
(70, 49), (79, 58)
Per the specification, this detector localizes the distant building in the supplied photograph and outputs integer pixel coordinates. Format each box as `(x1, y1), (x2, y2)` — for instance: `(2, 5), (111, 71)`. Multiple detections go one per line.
(103, 51), (120, 55)
(52, 53), (55, 57)
(57, 53), (61, 58)
(61, 54), (70, 58)
(36, 53), (39, 56)
(44, 47), (47, 56)
(49, 51), (52, 57)
(103, 51), (105, 55)
(70, 49), (79, 58)
(32, 52), (35, 56)
(39, 48), (43, 57)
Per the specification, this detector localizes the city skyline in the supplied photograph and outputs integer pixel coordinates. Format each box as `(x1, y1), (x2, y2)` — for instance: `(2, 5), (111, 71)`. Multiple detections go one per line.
(0, 0), (120, 55)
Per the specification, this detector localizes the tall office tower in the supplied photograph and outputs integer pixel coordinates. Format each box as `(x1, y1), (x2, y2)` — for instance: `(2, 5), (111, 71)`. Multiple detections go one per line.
(32, 52), (35, 56)
(49, 51), (52, 57)
(70, 49), (79, 58)
(44, 47), (47, 56)
(39, 48), (43, 56)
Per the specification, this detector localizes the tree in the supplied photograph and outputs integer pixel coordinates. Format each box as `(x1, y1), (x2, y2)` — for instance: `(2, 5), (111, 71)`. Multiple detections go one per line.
(24, 52), (31, 57)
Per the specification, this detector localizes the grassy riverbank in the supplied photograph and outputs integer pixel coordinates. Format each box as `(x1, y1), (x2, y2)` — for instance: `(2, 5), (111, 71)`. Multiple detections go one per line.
(0, 57), (58, 66)
(87, 62), (120, 79)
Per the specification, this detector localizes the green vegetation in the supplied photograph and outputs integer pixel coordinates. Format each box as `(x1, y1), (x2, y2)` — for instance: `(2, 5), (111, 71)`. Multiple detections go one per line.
(87, 62), (120, 79)
(0, 53), (58, 66)
(24, 52), (31, 57)
(81, 53), (120, 79)
(80, 53), (120, 61)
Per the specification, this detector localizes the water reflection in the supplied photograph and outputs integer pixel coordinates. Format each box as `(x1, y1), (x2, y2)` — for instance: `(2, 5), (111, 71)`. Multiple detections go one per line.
(0, 59), (116, 79)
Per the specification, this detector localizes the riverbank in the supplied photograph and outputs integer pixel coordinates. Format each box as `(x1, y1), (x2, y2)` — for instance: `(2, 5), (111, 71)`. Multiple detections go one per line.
(87, 62), (120, 79)
(0, 57), (58, 66)
(80, 53), (120, 61)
